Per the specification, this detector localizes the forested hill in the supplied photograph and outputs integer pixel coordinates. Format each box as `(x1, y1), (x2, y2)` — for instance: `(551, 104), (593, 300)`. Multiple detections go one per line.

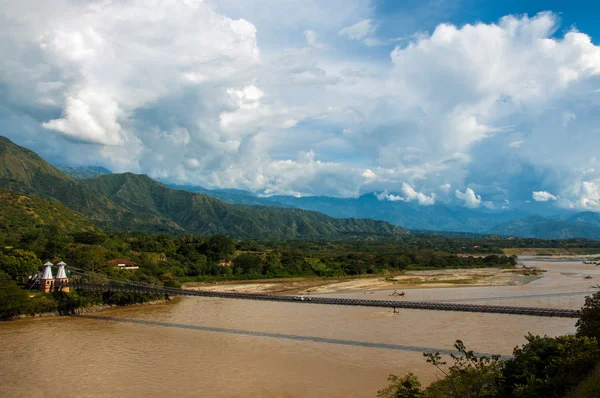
(0, 190), (96, 237)
(0, 136), (406, 238)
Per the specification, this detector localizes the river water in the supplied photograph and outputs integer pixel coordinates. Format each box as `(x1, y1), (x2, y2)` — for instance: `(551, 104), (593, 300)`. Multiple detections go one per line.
(1, 259), (598, 397)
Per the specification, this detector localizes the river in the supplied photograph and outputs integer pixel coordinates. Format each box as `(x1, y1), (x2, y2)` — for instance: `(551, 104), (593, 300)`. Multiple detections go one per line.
(1, 259), (598, 397)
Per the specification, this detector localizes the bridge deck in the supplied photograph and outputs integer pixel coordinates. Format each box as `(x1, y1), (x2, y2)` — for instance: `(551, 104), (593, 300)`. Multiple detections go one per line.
(69, 282), (581, 318)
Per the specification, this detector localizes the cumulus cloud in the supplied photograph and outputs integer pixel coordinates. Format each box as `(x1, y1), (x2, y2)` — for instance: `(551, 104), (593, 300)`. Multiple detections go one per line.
(376, 190), (404, 202)
(1, 4), (600, 205)
(455, 188), (482, 208)
(401, 183), (436, 205)
(532, 191), (558, 201)
(375, 184), (435, 205)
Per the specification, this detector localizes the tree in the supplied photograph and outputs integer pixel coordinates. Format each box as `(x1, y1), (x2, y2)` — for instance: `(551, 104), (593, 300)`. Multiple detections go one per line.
(208, 234), (235, 259)
(379, 341), (502, 398)
(187, 255), (208, 276)
(0, 247), (39, 282)
(576, 289), (600, 340)
(66, 244), (108, 273)
(424, 340), (502, 398)
(377, 373), (424, 398)
(0, 271), (30, 319)
(233, 254), (262, 275)
(500, 334), (600, 397)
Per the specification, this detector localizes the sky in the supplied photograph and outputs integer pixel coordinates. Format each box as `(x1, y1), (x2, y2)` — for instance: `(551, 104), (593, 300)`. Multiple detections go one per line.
(1, 0), (600, 211)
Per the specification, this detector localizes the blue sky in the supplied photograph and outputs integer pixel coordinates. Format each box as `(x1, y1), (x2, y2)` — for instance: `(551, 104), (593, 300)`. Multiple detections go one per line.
(375, 0), (599, 41)
(1, 0), (600, 211)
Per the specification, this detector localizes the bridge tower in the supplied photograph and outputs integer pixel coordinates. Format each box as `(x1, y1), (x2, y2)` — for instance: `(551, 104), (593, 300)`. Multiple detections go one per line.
(40, 262), (54, 293)
(55, 261), (69, 292)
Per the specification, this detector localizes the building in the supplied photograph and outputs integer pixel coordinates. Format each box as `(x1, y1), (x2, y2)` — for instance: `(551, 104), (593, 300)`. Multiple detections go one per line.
(39, 261), (70, 292)
(55, 261), (70, 292)
(39, 262), (54, 293)
(108, 258), (139, 270)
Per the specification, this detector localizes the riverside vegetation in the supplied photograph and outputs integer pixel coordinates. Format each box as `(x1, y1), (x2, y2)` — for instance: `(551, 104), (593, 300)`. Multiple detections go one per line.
(378, 289), (600, 398)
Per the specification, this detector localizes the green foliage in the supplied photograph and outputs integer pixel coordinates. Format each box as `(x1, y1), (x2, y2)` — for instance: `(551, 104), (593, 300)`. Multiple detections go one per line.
(565, 363), (600, 398)
(424, 340), (502, 398)
(380, 329), (600, 398)
(208, 234), (235, 258)
(377, 373), (424, 398)
(576, 289), (600, 341)
(0, 191), (96, 242)
(500, 334), (600, 397)
(0, 247), (39, 282)
(0, 271), (30, 319)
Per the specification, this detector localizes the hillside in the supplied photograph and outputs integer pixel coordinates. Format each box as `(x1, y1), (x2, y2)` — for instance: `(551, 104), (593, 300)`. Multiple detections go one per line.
(56, 165), (112, 180)
(0, 136), (406, 238)
(488, 216), (600, 239)
(82, 173), (406, 238)
(0, 136), (134, 226)
(0, 190), (96, 233)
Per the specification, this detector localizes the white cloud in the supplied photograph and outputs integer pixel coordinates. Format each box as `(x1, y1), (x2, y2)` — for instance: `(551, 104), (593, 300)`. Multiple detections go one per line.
(339, 19), (378, 41)
(455, 188), (482, 208)
(401, 183), (436, 205)
(375, 184), (435, 205)
(42, 89), (125, 145)
(532, 191), (558, 201)
(376, 190), (404, 202)
(2, 5), (600, 203)
(362, 168), (377, 182)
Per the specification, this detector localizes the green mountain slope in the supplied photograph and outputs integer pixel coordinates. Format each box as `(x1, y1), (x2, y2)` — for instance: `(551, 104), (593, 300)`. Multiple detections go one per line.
(82, 173), (406, 238)
(0, 190), (97, 235)
(0, 137), (160, 229)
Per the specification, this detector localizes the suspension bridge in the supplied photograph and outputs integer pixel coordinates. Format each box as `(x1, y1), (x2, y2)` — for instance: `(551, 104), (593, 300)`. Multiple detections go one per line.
(68, 280), (581, 318)
(31, 262), (590, 319)
(40, 264), (585, 319)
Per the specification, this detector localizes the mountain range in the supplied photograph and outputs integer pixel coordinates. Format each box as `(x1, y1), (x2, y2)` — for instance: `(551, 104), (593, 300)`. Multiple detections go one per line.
(6, 135), (600, 240)
(161, 183), (600, 240)
(161, 183), (600, 239)
(0, 136), (405, 239)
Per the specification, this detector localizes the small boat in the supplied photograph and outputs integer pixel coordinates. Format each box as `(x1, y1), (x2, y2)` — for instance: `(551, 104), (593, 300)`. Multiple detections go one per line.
(585, 275), (593, 279)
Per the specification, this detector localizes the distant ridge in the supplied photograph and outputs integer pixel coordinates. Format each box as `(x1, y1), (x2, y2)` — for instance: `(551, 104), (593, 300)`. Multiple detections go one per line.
(57, 165), (112, 180)
(488, 216), (600, 240)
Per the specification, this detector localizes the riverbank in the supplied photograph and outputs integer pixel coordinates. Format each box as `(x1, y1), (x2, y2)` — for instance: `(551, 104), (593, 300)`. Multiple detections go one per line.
(184, 267), (538, 295)
(9, 297), (178, 321)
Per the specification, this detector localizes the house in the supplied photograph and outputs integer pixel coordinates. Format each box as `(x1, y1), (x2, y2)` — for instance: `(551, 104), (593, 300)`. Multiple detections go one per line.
(108, 258), (139, 270)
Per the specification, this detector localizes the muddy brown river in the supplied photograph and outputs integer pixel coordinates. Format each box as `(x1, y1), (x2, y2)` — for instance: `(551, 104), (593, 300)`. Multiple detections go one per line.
(1, 259), (598, 397)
